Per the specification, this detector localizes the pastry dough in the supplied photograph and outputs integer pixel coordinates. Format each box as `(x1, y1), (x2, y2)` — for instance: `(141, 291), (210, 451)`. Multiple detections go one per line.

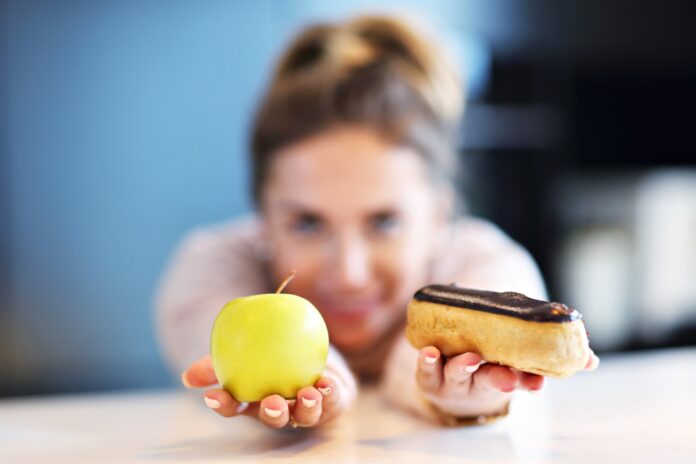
(406, 285), (590, 378)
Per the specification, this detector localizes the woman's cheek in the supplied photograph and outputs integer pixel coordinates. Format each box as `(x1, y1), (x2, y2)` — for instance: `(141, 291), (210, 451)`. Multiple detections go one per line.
(272, 241), (325, 290)
(394, 244), (432, 301)
(372, 245), (412, 306)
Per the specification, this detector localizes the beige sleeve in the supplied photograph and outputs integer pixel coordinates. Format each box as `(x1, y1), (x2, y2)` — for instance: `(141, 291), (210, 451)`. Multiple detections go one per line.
(380, 335), (441, 423)
(379, 218), (547, 422)
(326, 345), (359, 410)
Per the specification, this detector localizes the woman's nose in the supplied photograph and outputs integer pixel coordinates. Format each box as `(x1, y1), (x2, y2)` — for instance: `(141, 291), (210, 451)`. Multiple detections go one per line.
(332, 234), (371, 291)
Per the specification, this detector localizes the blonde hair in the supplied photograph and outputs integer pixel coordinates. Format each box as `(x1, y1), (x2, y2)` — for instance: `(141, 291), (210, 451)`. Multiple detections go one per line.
(251, 15), (463, 202)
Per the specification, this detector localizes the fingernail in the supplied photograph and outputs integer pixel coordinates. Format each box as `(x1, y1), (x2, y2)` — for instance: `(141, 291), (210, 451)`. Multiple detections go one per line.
(464, 364), (479, 373)
(318, 387), (331, 396)
(301, 397), (317, 408)
(204, 397), (221, 409)
(181, 372), (193, 388)
(264, 407), (282, 418)
(424, 355), (438, 364)
(237, 402), (249, 413)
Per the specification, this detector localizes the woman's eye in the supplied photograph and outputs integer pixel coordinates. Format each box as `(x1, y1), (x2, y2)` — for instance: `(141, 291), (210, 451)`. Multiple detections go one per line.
(369, 212), (400, 235)
(291, 214), (323, 235)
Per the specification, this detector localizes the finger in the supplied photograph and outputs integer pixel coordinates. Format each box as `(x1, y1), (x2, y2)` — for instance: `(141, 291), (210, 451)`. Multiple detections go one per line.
(416, 346), (443, 393)
(473, 363), (518, 393)
(258, 395), (290, 429)
(585, 351), (600, 371)
(315, 376), (341, 422)
(182, 354), (217, 388)
(443, 352), (482, 386)
(203, 388), (252, 417)
(516, 371), (545, 391)
(290, 387), (323, 427)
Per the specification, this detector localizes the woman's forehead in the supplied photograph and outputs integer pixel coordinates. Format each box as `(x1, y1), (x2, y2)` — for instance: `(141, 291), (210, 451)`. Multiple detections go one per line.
(265, 128), (431, 202)
(265, 149), (431, 214)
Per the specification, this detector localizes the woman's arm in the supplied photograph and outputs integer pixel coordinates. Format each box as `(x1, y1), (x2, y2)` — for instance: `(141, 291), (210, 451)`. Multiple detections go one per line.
(155, 218), (357, 428)
(379, 237), (553, 423)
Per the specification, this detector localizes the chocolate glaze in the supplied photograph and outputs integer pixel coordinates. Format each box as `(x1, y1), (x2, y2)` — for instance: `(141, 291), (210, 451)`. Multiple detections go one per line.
(413, 284), (580, 323)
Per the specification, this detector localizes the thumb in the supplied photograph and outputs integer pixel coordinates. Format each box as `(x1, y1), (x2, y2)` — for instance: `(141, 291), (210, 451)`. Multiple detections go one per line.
(585, 350), (600, 371)
(442, 352), (483, 385)
(182, 354), (218, 388)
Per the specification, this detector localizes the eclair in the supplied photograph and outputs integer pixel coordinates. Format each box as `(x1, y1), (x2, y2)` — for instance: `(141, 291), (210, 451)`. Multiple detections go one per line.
(406, 285), (590, 378)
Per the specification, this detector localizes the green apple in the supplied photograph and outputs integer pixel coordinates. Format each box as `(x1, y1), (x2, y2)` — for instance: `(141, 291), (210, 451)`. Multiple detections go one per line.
(210, 279), (329, 402)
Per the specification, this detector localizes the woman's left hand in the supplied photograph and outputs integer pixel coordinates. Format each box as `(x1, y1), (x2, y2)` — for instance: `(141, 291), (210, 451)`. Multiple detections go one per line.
(415, 347), (600, 418)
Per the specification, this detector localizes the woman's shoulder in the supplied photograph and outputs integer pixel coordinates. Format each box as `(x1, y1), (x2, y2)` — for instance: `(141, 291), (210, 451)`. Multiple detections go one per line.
(164, 214), (269, 280)
(432, 216), (547, 298)
(177, 214), (265, 255)
(183, 213), (261, 240)
(158, 214), (270, 299)
(447, 216), (521, 252)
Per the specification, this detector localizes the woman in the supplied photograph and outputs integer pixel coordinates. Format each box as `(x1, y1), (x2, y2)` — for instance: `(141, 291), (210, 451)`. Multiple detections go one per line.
(156, 15), (597, 429)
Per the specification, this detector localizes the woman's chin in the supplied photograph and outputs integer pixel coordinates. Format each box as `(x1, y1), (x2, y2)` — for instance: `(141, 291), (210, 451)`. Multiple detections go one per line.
(320, 304), (404, 353)
(328, 327), (380, 354)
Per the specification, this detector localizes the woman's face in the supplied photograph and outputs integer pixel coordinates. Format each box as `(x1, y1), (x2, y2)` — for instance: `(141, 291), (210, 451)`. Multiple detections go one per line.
(261, 126), (451, 353)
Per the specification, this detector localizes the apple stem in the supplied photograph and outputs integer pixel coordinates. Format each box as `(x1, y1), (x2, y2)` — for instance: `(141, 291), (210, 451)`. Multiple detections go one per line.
(275, 271), (296, 294)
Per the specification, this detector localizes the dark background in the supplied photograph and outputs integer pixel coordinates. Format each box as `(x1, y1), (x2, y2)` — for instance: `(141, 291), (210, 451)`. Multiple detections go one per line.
(457, 0), (696, 353)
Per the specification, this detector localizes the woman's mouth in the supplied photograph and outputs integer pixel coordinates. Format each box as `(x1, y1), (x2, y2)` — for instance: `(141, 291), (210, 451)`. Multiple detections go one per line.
(316, 299), (382, 321)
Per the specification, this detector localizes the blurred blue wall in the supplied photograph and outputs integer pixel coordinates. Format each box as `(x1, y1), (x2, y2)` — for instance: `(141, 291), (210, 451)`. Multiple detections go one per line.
(1, 0), (485, 394)
(3, 0), (276, 392)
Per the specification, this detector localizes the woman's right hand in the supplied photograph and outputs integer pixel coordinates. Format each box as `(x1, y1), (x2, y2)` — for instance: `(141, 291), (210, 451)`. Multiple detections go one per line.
(181, 355), (346, 429)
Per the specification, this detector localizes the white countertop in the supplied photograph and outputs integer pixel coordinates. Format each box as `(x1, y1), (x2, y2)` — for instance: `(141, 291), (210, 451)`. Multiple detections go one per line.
(2, 348), (695, 463)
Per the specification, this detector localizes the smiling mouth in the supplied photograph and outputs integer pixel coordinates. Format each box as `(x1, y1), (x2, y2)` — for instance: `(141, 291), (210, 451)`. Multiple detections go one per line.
(318, 301), (381, 320)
